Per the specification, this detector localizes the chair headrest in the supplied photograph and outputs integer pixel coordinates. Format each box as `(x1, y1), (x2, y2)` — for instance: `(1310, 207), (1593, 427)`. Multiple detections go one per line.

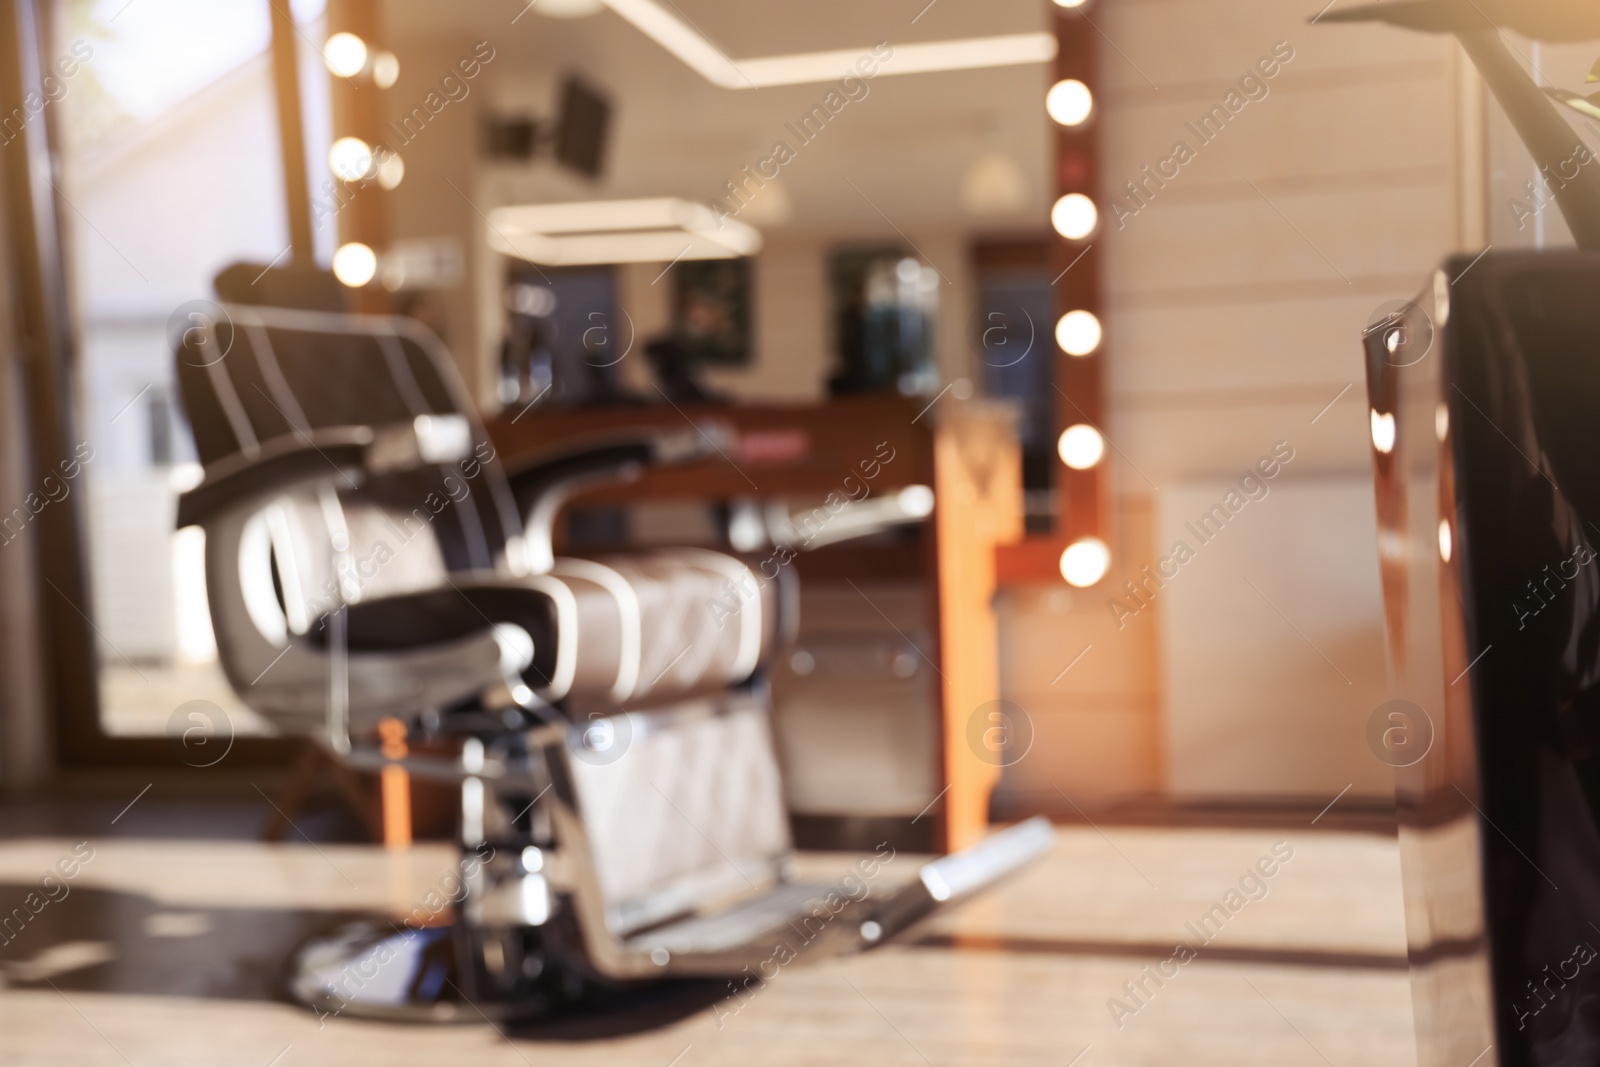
(213, 261), (348, 313)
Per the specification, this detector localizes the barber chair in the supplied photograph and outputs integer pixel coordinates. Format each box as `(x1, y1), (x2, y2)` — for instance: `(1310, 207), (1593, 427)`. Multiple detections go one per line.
(1367, 251), (1600, 1067)
(171, 302), (1052, 1021)
(1330, 5), (1600, 1063)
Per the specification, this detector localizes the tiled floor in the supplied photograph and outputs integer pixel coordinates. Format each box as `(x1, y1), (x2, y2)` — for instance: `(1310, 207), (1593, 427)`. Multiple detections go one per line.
(0, 824), (1417, 1065)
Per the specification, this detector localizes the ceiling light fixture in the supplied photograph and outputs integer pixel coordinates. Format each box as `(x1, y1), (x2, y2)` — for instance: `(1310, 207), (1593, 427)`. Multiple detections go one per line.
(534, 0), (606, 16)
(598, 0), (1055, 89)
(486, 197), (762, 266)
(961, 152), (1028, 215)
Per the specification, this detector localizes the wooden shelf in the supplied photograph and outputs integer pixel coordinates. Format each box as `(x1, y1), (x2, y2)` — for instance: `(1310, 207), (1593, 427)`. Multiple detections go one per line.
(995, 537), (1069, 586)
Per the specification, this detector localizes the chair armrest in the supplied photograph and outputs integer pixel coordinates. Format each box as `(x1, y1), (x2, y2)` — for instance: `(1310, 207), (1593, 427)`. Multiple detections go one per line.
(176, 428), (373, 529)
(176, 415), (477, 530)
(505, 422), (735, 572)
(502, 423), (731, 500)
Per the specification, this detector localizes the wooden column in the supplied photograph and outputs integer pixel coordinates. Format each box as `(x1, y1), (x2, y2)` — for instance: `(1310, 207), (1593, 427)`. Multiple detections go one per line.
(934, 404), (1023, 850)
(328, 0), (390, 311)
(269, 0), (314, 264)
(1053, 9), (1107, 543)
(995, 6), (1109, 583)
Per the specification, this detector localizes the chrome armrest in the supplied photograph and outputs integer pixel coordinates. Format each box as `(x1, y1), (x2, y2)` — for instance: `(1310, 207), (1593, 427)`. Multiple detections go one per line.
(176, 415), (474, 530)
(506, 422), (736, 573)
(761, 483), (935, 552)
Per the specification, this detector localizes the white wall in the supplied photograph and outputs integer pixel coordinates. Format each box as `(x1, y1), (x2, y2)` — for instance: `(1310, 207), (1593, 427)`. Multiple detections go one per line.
(1156, 476), (1391, 800)
(995, 0), (1487, 806)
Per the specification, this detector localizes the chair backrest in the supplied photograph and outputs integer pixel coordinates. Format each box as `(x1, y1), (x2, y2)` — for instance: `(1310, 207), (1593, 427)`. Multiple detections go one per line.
(549, 694), (793, 938)
(174, 305), (524, 629)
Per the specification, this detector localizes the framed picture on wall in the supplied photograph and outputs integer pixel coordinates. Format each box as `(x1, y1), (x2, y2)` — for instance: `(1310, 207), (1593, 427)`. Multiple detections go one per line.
(672, 258), (752, 366)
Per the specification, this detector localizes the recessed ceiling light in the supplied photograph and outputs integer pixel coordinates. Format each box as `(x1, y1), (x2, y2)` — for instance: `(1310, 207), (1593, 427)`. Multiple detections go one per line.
(486, 198), (762, 266)
(533, 0), (604, 16)
(962, 152), (1028, 216)
(598, 0), (1055, 89)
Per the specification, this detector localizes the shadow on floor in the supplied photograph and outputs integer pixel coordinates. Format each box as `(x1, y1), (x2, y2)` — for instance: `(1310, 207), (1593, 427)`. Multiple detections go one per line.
(0, 881), (364, 1002)
(0, 881), (728, 1037)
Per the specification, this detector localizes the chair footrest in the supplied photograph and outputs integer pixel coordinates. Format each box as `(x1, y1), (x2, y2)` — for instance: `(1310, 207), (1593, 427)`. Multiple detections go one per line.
(625, 881), (838, 957)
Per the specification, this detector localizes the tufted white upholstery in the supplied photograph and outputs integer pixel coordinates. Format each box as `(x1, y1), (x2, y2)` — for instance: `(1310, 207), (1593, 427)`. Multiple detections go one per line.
(564, 696), (791, 935)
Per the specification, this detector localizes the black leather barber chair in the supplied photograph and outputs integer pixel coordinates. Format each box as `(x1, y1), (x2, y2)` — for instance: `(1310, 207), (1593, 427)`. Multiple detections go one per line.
(171, 301), (1051, 1021)
(1368, 250), (1600, 1067)
(1334, 5), (1600, 1063)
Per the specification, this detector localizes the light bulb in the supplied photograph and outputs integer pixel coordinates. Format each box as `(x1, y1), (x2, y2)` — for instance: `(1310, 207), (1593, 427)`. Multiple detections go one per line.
(898, 485), (935, 518)
(323, 32), (368, 78)
(376, 151), (404, 190)
(1056, 310), (1102, 356)
(1046, 79), (1093, 126)
(1051, 193), (1097, 240)
(329, 136), (375, 182)
(1060, 538), (1110, 587)
(533, 0), (605, 15)
(1058, 424), (1105, 469)
(1370, 409), (1396, 455)
(333, 243), (378, 287)
(372, 51), (399, 88)
(1438, 519), (1453, 563)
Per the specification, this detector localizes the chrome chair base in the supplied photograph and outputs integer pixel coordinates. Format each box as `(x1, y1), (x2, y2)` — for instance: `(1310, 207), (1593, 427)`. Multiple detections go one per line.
(287, 919), (592, 1024)
(285, 817), (1056, 1025)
